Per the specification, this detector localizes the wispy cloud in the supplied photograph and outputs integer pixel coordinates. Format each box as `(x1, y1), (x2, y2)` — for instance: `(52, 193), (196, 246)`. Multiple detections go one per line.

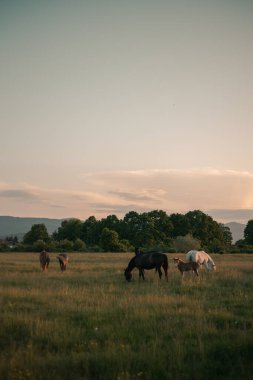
(91, 203), (151, 215)
(0, 189), (39, 201)
(79, 168), (253, 222)
(109, 189), (165, 203)
(1, 169), (253, 222)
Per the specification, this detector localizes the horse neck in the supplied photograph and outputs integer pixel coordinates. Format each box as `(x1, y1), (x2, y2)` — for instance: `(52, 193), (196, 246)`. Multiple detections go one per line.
(207, 259), (214, 269)
(126, 257), (137, 272)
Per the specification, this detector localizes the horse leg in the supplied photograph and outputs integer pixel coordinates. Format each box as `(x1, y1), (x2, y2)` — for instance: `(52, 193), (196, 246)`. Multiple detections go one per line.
(162, 266), (168, 281)
(139, 269), (145, 280)
(157, 266), (162, 279)
(162, 263), (168, 282)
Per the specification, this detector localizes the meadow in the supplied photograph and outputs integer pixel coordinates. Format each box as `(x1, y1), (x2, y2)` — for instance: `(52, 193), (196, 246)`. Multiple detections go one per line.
(0, 252), (253, 380)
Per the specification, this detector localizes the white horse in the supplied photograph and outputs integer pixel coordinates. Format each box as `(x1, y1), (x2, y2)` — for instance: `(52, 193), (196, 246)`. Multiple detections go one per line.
(186, 250), (216, 271)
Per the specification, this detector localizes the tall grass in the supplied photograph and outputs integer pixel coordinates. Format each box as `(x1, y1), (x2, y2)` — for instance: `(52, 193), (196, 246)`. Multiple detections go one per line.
(0, 252), (253, 380)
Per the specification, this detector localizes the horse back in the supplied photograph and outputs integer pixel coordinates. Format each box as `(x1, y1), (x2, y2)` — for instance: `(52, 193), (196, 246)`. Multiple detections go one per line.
(136, 252), (167, 269)
(186, 250), (206, 263)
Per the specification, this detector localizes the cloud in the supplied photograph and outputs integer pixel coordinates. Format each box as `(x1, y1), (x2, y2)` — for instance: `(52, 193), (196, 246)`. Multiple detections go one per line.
(81, 168), (253, 206)
(79, 168), (253, 222)
(109, 189), (165, 203)
(0, 189), (39, 201)
(91, 203), (152, 215)
(1, 168), (253, 222)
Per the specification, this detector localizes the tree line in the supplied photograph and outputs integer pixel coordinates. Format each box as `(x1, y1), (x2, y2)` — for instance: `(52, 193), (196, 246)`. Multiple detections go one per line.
(1, 209), (242, 253)
(3, 209), (253, 253)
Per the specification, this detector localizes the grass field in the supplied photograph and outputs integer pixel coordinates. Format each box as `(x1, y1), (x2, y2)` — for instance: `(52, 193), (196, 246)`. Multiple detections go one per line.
(0, 252), (253, 380)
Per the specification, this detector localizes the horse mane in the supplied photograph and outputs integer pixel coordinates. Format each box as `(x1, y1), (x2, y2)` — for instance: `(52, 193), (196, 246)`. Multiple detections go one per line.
(125, 256), (137, 271)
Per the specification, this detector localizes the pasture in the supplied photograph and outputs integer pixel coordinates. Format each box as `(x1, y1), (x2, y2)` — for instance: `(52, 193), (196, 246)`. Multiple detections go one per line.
(0, 252), (253, 380)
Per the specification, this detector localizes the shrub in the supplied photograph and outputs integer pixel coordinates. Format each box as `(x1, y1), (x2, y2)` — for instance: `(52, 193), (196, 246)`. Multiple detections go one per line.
(173, 234), (201, 253)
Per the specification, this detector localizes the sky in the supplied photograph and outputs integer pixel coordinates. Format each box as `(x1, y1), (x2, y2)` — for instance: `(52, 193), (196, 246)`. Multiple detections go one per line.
(1, 0), (253, 224)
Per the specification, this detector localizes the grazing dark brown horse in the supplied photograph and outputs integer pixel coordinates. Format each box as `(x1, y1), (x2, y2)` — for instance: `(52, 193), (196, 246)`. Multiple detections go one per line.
(56, 253), (69, 271)
(39, 250), (50, 271)
(124, 251), (169, 282)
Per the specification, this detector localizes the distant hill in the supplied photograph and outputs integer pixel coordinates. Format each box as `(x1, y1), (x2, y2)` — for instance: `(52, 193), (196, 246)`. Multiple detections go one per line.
(0, 216), (65, 240)
(225, 222), (245, 243)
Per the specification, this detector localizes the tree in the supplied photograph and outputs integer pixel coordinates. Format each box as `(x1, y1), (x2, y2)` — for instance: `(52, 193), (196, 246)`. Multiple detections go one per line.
(220, 224), (233, 249)
(73, 238), (86, 251)
(185, 210), (226, 248)
(244, 220), (253, 245)
(100, 214), (120, 233)
(23, 224), (50, 245)
(121, 210), (173, 248)
(169, 213), (190, 237)
(81, 216), (101, 246)
(53, 219), (82, 242)
(121, 211), (141, 245)
(100, 228), (121, 252)
(147, 210), (173, 245)
(208, 238), (225, 253)
(185, 210), (212, 245)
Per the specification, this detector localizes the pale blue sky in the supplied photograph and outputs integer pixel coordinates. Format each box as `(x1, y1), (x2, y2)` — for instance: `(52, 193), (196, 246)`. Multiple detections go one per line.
(1, 0), (253, 223)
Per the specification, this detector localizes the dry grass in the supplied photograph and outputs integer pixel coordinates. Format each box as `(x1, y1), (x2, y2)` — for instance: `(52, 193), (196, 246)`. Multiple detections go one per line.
(0, 252), (253, 380)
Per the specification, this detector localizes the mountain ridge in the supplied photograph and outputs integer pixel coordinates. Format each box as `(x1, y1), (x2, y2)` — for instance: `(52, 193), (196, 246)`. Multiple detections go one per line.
(0, 216), (65, 240)
(225, 221), (245, 243)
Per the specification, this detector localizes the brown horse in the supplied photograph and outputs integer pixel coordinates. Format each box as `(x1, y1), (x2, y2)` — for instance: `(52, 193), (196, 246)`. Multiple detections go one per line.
(56, 253), (69, 271)
(39, 250), (50, 271)
(173, 257), (200, 277)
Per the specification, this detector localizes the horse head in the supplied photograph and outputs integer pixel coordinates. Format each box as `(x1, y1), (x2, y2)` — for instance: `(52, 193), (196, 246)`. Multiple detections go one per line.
(124, 268), (132, 282)
(207, 260), (216, 271)
(173, 257), (180, 267)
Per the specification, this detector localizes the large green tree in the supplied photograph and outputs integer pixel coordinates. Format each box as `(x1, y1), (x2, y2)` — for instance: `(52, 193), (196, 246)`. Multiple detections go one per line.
(184, 210), (229, 250)
(121, 211), (141, 246)
(23, 224), (50, 245)
(100, 214), (120, 233)
(53, 218), (82, 242)
(169, 213), (190, 237)
(147, 210), (173, 244)
(81, 216), (101, 246)
(121, 210), (173, 248)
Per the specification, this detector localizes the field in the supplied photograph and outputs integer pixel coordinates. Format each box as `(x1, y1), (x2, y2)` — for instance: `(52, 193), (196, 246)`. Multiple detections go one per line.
(0, 252), (253, 380)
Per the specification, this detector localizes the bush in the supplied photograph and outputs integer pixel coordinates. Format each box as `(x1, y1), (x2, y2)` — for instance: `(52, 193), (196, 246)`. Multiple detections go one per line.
(73, 238), (86, 251)
(32, 240), (47, 252)
(57, 239), (74, 251)
(173, 234), (201, 253)
(88, 245), (102, 252)
(100, 228), (120, 252)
